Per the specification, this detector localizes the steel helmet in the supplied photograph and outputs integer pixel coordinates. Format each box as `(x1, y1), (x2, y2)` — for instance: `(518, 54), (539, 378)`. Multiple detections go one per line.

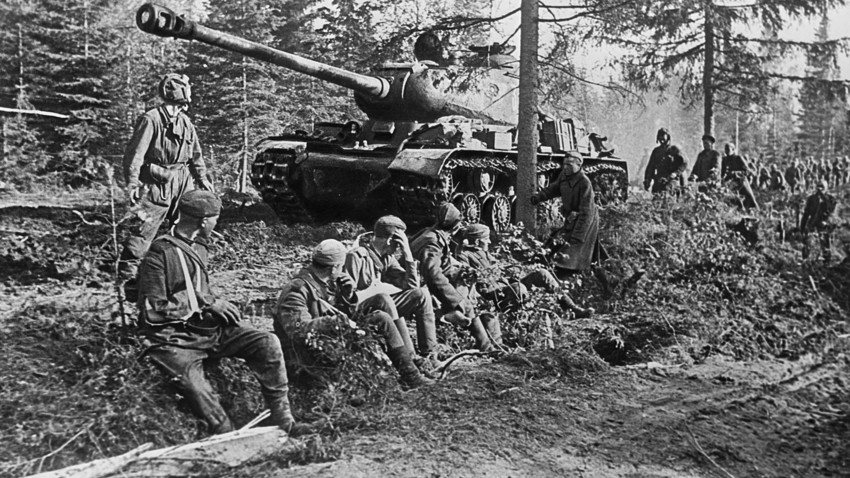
(158, 73), (192, 104)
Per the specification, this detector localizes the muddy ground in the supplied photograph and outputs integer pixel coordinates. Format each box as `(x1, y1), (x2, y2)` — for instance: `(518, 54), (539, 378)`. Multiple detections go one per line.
(1, 185), (848, 478)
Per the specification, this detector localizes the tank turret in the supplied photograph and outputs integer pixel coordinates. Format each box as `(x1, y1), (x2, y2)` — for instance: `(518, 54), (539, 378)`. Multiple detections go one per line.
(136, 3), (518, 125)
(136, 4), (628, 230)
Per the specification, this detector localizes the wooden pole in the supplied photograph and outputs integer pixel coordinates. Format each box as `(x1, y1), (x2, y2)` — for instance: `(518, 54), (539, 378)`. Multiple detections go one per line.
(516, 0), (538, 231)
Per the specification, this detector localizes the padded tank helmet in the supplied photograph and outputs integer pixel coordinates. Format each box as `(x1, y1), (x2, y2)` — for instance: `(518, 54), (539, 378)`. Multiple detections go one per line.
(158, 73), (192, 104)
(656, 128), (670, 142)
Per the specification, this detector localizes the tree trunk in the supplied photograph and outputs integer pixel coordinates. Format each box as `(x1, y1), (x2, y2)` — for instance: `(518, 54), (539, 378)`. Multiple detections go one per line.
(516, 0), (538, 231)
(240, 55), (248, 193)
(702, 1), (714, 138)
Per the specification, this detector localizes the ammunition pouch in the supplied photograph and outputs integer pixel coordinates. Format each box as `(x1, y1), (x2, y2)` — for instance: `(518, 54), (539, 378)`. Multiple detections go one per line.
(140, 162), (187, 185)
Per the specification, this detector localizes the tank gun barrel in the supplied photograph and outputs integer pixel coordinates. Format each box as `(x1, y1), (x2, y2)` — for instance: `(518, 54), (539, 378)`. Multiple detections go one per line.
(135, 3), (390, 98)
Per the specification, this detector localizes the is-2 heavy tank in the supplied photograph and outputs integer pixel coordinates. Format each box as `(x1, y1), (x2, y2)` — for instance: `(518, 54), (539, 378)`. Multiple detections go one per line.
(136, 3), (629, 231)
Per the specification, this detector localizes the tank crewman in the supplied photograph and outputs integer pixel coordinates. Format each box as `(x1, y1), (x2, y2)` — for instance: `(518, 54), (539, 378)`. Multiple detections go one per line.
(531, 151), (606, 273)
(136, 190), (312, 436)
(457, 224), (594, 318)
(343, 215), (439, 366)
(410, 203), (502, 352)
(800, 180), (838, 262)
(643, 128), (687, 194)
(274, 240), (431, 389)
(689, 134), (721, 187)
(121, 73), (213, 282)
(721, 142), (759, 210)
(785, 160), (802, 193)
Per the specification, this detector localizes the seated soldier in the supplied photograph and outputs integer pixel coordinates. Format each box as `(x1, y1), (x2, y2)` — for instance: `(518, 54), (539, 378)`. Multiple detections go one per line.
(137, 190), (312, 436)
(457, 224), (594, 318)
(409, 202), (502, 352)
(273, 239), (431, 389)
(344, 216), (439, 366)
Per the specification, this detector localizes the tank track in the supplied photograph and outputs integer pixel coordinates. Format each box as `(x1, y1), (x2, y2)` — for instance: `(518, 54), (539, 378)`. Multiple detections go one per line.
(584, 163), (629, 206)
(392, 154), (563, 231)
(251, 150), (314, 223)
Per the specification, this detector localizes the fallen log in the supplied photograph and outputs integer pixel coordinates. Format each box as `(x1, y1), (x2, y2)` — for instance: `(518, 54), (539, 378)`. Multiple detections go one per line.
(27, 421), (291, 478)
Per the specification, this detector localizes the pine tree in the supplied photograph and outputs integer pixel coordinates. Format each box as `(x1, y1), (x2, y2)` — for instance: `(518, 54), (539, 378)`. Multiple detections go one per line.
(795, 10), (848, 159)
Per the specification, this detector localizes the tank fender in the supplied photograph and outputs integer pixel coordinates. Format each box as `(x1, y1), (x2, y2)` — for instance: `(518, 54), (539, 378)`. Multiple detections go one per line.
(387, 148), (455, 179)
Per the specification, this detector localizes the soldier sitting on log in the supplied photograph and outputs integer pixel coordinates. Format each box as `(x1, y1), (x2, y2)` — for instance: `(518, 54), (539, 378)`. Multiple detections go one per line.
(410, 202), (503, 352)
(456, 224), (594, 319)
(343, 215), (440, 371)
(273, 240), (432, 389)
(136, 190), (313, 436)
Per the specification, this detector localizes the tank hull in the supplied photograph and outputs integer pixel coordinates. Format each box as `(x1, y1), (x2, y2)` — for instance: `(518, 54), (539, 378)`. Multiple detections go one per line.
(251, 138), (628, 230)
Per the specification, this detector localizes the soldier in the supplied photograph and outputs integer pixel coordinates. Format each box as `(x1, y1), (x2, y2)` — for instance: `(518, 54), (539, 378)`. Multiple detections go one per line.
(643, 128), (687, 195)
(136, 190), (311, 436)
(785, 159), (802, 194)
(273, 240), (431, 389)
(757, 161), (771, 190)
(531, 151), (605, 273)
(721, 142), (759, 210)
(410, 203), (502, 352)
(769, 164), (785, 191)
(689, 134), (721, 188)
(343, 215), (439, 367)
(120, 74), (213, 284)
(800, 180), (838, 263)
(457, 224), (594, 318)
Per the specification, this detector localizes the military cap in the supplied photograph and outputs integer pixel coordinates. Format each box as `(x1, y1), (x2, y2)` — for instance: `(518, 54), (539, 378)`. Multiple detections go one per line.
(702, 134), (715, 143)
(373, 215), (407, 237)
(464, 223), (490, 240)
(178, 189), (221, 218)
(436, 202), (462, 229)
(564, 150), (584, 164)
(312, 239), (347, 266)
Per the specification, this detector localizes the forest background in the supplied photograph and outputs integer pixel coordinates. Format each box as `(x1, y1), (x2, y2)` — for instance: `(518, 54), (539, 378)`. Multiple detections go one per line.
(1, 0), (849, 190)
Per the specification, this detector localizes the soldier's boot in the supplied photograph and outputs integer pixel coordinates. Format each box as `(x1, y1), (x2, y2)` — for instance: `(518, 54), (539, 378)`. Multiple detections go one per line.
(479, 312), (503, 347)
(393, 319), (415, 354)
(468, 316), (494, 352)
(210, 415), (234, 435)
(441, 310), (472, 328)
(557, 294), (594, 319)
(388, 346), (434, 389)
(267, 391), (315, 437)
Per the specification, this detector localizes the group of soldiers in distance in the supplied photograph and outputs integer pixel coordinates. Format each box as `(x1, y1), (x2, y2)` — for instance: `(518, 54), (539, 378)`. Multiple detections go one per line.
(644, 127), (840, 262)
(120, 73), (602, 437)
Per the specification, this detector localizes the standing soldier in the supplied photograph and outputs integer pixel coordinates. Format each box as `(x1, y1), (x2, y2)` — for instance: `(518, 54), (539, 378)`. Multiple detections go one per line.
(800, 180), (838, 263)
(273, 240), (432, 389)
(785, 159), (802, 194)
(757, 160), (771, 190)
(643, 128), (687, 195)
(689, 134), (721, 188)
(531, 151), (605, 273)
(722, 142), (759, 210)
(831, 157), (843, 188)
(136, 190), (311, 436)
(121, 74), (213, 284)
(410, 203), (502, 352)
(343, 216), (439, 368)
(769, 164), (785, 191)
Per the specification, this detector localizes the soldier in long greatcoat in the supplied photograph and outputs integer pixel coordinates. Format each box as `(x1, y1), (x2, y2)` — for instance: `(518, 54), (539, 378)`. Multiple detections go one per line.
(531, 151), (605, 272)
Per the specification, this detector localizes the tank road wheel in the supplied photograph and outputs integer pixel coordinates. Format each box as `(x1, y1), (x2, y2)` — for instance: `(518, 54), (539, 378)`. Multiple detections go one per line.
(469, 169), (495, 195)
(453, 193), (481, 224)
(483, 195), (511, 232)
